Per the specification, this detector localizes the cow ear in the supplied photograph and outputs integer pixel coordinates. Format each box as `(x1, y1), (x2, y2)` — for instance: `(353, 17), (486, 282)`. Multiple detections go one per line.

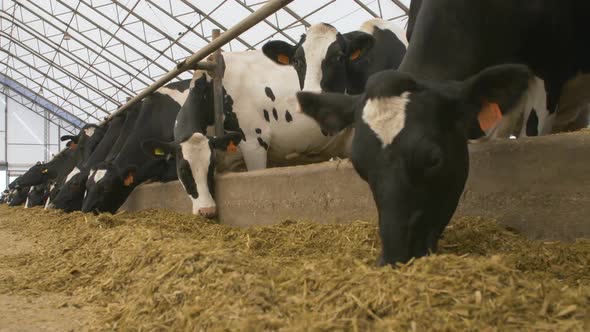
(140, 139), (176, 160)
(296, 91), (360, 135)
(262, 40), (295, 65)
(61, 135), (79, 143)
(461, 64), (533, 132)
(210, 132), (244, 153)
(343, 31), (375, 61)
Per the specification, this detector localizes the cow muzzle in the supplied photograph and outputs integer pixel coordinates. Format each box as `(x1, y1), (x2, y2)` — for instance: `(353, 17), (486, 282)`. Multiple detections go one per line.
(198, 207), (217, 219)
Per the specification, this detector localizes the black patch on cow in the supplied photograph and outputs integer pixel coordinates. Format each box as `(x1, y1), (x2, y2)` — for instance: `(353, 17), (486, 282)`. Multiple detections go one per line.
(263, 109), (270, 122)
(265, 87), (276, 101)
(526, 108), (539, 136)
(177, 148), (198, 199)
(255, 128), (262, 134)
(285, 110), (293, 122)
(257, 137), (269, 150)
(321, 129), (329, 136)
(272, 108), (279, 121)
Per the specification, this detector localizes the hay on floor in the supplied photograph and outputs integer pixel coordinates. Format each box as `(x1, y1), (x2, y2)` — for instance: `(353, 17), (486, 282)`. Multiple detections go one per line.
(0, 205), (588, 331)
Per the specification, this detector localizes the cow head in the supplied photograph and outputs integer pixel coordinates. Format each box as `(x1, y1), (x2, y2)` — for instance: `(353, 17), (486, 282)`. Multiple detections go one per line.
(263, 23), (375, 93)
(18, 161), (52, 187)
(25, 183), (49, 208)
(297, 64), (533, 266)
(81, 165), (135, 214)
(53, 167), (90, 212)
(8, 185), (30, 207)
(141, 131), (243, 218)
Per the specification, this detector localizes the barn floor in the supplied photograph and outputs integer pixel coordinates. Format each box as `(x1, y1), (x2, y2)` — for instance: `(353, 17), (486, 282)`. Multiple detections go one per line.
(0, 205), (588, 331)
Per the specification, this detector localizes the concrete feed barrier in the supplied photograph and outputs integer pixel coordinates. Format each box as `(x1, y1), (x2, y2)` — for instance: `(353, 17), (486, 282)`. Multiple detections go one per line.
(120, 132), (590, 240)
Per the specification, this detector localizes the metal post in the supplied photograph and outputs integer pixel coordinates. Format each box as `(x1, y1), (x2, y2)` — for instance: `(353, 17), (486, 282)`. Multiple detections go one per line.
(4, 89), (8, 187)
(211, 29), (225, 137)
(101, 0), (294, 125)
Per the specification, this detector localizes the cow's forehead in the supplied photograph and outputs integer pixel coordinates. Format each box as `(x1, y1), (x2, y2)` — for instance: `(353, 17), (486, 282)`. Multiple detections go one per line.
(301, 24), (338, 52)
(362, 92), (411, 148)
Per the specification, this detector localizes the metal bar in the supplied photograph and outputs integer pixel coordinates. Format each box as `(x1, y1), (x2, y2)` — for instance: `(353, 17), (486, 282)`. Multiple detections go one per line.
(390, 0), (410, 14)
(234, 0), (298, 44)
(103, 0), (294, 124)
(0, 31), (119, 109)
(282, 5), (311, 28)
(352, 0), (380, 17)
(3, 88), (7, 186)
(212, 29), (225, 138)
(0, 10), (136, 97)
(178, 0), (255, 50)
(16, 0), (154, 88)
(194, 61), (217, 71)
(0, 54), (102, 123)
(2, 91), (79, 134)
(0, 73), (86, 128)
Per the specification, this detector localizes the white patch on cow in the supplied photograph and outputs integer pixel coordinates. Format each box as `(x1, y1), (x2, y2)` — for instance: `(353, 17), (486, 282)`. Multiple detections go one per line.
(24, 186), (34, 209)
(180, 133), (216, 214)
(44, 184), (55, 210)
(190, 70), (211, 88)
(301, 23), (338, 92)
(94, 169), (107, 183)
(66, 167), (81, 183)
(362, 92), (411, 147)
(359, 18), (408, 46)
(157, 87), (189, 107)
(84, 127), (96, 138)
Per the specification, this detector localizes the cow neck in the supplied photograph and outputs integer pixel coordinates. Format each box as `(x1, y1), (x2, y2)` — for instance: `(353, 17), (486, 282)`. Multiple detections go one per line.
(174, 75), (214, 143)
(83, 116), (125, 170)
(106, 107), (140, 163)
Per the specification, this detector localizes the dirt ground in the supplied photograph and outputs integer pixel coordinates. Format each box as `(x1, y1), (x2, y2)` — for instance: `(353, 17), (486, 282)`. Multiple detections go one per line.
(0, 224), (99, 331)
(0, 205), (588, 331)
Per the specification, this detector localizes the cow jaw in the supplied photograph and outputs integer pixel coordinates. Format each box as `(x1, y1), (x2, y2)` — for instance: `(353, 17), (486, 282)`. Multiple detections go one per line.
(180, 133), (216, 217)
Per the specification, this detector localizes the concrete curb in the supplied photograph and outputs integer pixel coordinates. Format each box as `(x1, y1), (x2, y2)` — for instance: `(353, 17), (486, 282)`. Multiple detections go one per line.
(120, 132), (590, 240)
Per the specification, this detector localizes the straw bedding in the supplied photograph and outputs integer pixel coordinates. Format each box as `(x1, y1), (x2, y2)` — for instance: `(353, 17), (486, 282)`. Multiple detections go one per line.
(0, 205), (588, 331)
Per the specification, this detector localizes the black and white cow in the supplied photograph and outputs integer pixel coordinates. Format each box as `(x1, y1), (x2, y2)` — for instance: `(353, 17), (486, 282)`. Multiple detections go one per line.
(24, 182), (50, 208)
(81, 81), (186, 214)
(298, 0), (590, 266)
(298, 65), (534, 266)
(404, 0), (590, 137)
(142, 50), (353, 218)
(17, 124), (102, 209)
(263, 19), (407, 94)
(53, 114), (125, 212)
(8, 184), (30, 207)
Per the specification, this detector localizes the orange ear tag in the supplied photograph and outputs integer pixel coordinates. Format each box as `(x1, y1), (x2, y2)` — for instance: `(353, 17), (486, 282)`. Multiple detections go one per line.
(123, 173), (134, 187)
(226, 140), (237, 154)
(277, 54), (290, 65)
(478, 102), (503, 131)
(349, 49), (361, 60)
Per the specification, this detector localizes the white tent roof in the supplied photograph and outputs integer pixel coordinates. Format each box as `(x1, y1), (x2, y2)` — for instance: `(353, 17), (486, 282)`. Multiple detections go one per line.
(0, 0), (410, 125)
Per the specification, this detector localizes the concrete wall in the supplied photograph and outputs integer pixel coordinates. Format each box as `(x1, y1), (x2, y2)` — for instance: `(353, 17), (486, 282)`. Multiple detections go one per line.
(120, 132), (590, 241)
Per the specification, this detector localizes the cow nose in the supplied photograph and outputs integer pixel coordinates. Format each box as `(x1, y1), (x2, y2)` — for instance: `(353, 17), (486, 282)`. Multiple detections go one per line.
(198, 207), (217, 219)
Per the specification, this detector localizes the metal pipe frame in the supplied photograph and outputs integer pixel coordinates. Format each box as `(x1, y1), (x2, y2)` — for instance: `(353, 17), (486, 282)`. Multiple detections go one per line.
(103, 0), (295, 124)
(0, 73), (85, 129)
(0, 53), (104, 123)
(1, 85), (78, 134)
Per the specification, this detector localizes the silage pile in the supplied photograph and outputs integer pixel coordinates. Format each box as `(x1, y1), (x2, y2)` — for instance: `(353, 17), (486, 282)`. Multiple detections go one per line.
(0, 205), (588, 331)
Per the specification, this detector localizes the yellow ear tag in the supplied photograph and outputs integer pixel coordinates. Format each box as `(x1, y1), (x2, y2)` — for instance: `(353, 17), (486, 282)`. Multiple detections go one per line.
(349, 49), (361, 60)
(277, 54), (290, 65)
(41, 169), (48, 174)
(154, 148), (166, 156)
(478, 101), (503, 132)
(226, 140), (237, 154)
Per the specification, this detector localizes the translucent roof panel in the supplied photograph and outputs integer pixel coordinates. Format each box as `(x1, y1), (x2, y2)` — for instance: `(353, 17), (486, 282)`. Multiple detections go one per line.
(0, 0), (409, 124)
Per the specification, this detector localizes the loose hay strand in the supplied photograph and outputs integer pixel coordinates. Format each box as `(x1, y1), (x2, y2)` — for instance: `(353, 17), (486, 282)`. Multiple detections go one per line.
(0, 205), (588, 331)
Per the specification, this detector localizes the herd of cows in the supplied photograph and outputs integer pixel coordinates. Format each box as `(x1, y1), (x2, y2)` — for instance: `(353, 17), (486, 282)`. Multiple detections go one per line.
(2, 1), (589, 265)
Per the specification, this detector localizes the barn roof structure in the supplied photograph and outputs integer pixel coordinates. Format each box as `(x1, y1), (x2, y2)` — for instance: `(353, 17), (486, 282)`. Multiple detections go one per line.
(1, 0), (409, 129)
